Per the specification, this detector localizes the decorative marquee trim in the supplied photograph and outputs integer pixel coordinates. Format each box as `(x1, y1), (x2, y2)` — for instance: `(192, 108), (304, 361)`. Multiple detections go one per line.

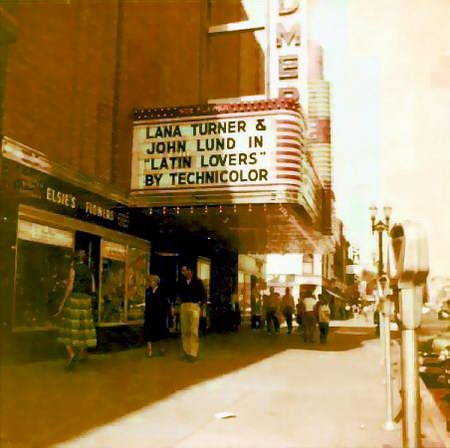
(133, 99), (304, 121)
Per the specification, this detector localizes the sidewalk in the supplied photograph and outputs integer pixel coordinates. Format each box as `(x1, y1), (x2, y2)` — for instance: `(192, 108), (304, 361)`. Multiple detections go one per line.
(1, 319), (447, 448)
(56, 322), (445, 448)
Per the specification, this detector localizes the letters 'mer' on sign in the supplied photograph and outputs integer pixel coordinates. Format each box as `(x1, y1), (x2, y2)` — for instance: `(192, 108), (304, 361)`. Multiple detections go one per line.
(269, 0), (307, 109)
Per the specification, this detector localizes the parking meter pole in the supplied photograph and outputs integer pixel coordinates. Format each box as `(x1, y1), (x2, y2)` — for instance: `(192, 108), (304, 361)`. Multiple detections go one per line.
(389, 221), (429, 448)
(382, 301), (395, 430)
(400, 288), (421, 448)
(380, 311), (386, 363)
(402, 329), (420, 447)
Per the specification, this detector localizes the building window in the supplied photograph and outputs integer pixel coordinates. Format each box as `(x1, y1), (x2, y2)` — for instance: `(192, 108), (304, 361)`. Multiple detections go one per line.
(206, 0), (267, 101)
(303, 254), (314, 275)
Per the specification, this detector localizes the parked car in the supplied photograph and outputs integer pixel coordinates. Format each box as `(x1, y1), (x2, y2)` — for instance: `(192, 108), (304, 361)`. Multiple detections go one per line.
(419, 331), (450, 386)
(437, 299), (450, 320)
(422, 304), (431, 315)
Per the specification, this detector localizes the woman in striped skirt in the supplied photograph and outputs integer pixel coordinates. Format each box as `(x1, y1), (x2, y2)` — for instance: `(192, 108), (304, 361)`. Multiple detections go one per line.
(56, 250), (97, 371)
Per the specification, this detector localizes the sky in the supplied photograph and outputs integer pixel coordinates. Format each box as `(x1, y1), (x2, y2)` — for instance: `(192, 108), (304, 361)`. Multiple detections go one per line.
(309, 0), (450, 278)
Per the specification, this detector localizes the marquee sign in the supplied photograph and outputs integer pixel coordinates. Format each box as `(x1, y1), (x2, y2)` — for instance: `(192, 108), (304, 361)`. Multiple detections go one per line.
(131, 100), (306, 206)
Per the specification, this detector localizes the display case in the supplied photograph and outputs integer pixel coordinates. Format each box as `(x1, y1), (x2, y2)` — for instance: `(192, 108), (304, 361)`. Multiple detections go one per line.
(125, 247), (148, 322)
(14, 220), (74, 331)
(99, 241), (149, 326)
(197, 257), (211, 299)
(99, 241), (127, 325)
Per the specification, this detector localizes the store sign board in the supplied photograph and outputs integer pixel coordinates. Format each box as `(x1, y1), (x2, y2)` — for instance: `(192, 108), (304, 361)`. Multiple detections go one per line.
(102, 240), (127, 261)
(17, 220), (74, 248)
(131, 108), (304, 204)
(45, 187), (116, 221)
(2, 158), (130, 229)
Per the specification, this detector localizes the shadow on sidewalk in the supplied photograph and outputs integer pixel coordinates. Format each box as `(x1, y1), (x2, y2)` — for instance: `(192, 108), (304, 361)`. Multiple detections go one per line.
(0, 326), (376, 447)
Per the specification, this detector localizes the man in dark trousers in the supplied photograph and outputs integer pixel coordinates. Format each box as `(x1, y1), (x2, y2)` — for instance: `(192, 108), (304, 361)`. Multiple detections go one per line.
(177, 264), (207, 362)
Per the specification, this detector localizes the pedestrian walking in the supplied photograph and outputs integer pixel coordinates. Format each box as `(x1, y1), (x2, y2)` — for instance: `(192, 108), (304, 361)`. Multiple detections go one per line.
(199, 301), (208, 336)
(177, 264), (207, 362)
(265, 287), (280, 334)
(262, 292), (270, 333)
(302, 290), (317, 343)
(55, 250), (97, 371)
(374, 306), (381, 337)
(280, 287), (295, 334)
(173, 296), (181, 332)
(144, 275), (170, 358)
(296, 299), (304, 334)
(231, 292), (241, 331)
(317, 294), (331, 344)
(250, 286), (262, 329)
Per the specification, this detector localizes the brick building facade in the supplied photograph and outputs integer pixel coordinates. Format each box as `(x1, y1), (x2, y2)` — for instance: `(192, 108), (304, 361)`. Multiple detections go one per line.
(0, 1), (335, 358)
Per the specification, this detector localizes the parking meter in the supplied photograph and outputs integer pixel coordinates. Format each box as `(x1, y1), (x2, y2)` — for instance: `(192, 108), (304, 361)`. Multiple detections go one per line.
(378, 275), (390, 296)
(390, 221), (429, 447)
(389, 221), (429, 330)
(378, 275), (394, 316)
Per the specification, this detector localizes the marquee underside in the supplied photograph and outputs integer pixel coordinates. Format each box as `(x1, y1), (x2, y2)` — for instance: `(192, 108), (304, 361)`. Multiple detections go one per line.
(142, 203), (334, 255)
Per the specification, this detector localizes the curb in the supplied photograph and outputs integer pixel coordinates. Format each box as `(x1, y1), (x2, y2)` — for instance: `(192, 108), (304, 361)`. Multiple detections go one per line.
(419, 376), (449, 445)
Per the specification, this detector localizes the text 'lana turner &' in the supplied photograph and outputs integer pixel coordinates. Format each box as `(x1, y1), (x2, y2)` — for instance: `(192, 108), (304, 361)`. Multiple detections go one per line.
(145, 121), (248, 139)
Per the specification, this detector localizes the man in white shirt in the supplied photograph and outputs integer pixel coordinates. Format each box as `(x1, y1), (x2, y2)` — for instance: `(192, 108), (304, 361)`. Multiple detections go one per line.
(302, 291), (317, 343)
(317, 294), (331, 344)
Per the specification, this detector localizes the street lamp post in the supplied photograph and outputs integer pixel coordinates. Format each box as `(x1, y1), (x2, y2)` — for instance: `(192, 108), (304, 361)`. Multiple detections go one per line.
(369, 205), (392, 275)
(369, 205), (396, 431)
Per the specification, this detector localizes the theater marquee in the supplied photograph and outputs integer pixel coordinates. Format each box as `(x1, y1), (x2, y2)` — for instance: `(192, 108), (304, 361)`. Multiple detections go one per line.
(131, 100), (306, 206)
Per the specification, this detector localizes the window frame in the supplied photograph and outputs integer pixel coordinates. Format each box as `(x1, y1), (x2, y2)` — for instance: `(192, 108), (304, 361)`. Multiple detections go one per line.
(303, 254), (314, 275)
(205, 0), (270, 102)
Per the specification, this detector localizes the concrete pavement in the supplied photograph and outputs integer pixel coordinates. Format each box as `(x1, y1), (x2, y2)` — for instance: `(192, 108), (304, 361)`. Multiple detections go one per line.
(60, 341), (400, 448)
(58, 320), (445, 448)
(1, 317), (447, 448)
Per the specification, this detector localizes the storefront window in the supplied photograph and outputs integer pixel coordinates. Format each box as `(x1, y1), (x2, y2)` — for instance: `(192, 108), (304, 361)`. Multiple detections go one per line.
(126, 247), (148, 322)
(197, 257), (211, 299)
(14, 208), (151, 330)
(303, 254), (314, 275)
(100, 241), (126, 324)
(14, 221), (74, 330)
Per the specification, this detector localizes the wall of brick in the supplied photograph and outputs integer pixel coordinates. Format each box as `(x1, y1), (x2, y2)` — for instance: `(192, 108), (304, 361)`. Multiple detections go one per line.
(3, 1), (119, 183)
(3, 0), (263, 192)
(114, 0), (204, 189)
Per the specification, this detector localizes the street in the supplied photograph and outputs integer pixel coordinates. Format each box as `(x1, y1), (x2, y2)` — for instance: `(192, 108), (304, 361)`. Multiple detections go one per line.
(418, 311), (448, 338)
